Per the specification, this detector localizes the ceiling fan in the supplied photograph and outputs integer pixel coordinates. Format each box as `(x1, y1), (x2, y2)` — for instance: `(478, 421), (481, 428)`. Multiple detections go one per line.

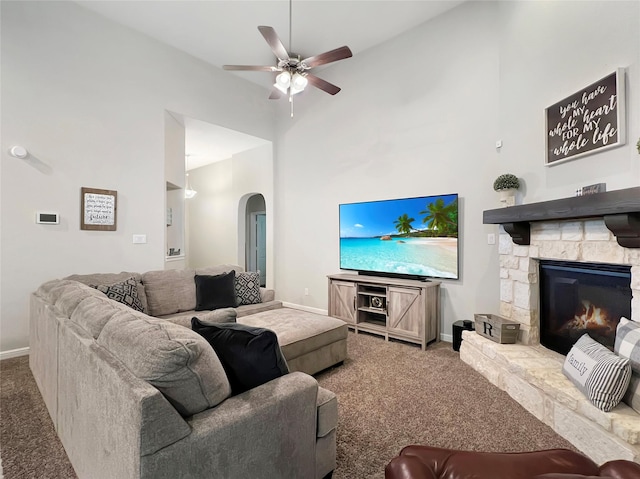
(223, 3), (352, 115)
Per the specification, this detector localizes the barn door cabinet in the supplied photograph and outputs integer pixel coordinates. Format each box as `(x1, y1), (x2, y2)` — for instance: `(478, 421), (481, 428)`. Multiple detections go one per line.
(327, 273), (441, 349)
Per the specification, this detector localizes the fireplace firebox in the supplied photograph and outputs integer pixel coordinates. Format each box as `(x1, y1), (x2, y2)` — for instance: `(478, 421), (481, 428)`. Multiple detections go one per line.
(539, 260), (631, 355)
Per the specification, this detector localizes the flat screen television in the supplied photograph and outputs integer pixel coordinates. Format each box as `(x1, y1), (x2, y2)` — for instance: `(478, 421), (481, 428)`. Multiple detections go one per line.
(339, 193), (459, 280)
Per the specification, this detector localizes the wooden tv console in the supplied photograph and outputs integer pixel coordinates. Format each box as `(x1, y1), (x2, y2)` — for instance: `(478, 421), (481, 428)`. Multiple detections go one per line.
(327, 273), (440, 350)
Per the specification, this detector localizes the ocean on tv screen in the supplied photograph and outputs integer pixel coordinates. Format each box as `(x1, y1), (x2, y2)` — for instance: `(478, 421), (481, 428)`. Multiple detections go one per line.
(339, 237), (458, 279)
(339, 194), (459, 279)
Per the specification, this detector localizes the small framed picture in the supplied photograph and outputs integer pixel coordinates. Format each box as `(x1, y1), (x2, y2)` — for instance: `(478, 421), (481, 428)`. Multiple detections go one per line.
(81, 187), (117, 231)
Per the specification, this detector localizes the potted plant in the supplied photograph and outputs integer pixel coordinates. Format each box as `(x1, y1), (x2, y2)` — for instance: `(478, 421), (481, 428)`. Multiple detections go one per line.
(493, 173), (520, 206)
(636, 137), (640, 154)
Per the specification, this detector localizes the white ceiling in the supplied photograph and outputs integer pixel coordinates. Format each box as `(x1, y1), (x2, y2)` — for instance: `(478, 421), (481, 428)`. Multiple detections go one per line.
(76, 0), (465, 166)
(185, 116), (271, 170)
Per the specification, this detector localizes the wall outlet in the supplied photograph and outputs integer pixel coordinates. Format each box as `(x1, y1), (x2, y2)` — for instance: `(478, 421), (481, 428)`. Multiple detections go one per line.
(132, 234), (147, 244)
(304, 288), (309, 296)
(487, 233), (496, 245)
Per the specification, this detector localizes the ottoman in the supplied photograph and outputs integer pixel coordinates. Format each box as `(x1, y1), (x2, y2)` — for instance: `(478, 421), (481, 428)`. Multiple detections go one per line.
(238, 308), (348, 375)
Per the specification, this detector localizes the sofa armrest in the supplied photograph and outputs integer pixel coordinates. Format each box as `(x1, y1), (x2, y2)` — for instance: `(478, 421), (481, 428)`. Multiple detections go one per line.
(261, 287), (275, 302)
(140, 372), (319, 479)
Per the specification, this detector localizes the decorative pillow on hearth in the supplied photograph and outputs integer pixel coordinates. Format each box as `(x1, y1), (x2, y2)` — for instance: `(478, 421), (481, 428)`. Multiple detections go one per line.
(191, 318), (288, 395)
(194, 270), (236, 311)
(614, 317), (640, 373)
(235, 271), (262, 306)
(614, 317), (640, 413)
(562, 333), (631, 412)
(91, 277), (145, 313)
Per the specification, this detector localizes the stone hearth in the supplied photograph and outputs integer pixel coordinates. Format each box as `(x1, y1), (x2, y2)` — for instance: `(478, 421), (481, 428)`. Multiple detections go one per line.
(460, 216), (640, 464)
(460, 332), (640, 463)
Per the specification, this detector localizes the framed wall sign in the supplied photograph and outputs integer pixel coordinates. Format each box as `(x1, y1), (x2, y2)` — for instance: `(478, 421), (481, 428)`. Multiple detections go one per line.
(545, 68), (626, 166)
(81, 187), (117, 231)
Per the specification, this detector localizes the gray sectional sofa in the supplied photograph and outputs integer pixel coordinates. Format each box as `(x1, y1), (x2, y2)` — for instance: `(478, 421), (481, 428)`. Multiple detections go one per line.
(29, 264), (348, 479)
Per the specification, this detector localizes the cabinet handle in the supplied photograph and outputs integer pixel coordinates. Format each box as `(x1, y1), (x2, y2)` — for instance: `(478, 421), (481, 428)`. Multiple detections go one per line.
(353, 296), (356, 311)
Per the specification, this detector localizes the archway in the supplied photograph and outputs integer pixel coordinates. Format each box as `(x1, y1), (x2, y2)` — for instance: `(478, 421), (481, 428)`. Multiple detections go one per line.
(244, 193), (266, 286)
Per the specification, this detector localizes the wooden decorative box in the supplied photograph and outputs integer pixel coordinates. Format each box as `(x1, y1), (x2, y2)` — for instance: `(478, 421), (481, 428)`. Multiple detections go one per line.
(473, 314), (520, 344)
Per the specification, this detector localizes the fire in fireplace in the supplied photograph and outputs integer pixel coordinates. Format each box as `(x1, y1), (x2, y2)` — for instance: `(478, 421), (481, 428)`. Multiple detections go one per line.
(539, 260), (631, 355)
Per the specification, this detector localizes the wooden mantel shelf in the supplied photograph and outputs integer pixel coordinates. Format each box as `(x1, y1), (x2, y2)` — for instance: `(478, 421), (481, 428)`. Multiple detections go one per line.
(483, 186), (640, 248)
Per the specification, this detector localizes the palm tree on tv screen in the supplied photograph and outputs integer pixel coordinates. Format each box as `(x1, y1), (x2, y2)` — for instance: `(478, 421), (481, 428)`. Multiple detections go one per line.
(393, 214), (415, 235)
(420, 198), (457, 236)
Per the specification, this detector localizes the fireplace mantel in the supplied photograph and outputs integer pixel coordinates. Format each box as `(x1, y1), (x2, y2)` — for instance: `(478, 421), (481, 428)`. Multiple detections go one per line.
(483, 186), (640, 247)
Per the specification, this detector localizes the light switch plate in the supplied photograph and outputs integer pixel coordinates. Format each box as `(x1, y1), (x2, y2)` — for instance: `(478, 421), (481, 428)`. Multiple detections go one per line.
(132, 234), (147, 244)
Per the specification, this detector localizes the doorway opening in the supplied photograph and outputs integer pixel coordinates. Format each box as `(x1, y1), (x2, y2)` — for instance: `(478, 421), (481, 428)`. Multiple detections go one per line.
(246, 194), (266, 287)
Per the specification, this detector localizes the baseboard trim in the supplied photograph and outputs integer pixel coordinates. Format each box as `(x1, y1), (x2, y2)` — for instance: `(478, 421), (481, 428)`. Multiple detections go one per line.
(0, 347), (30, 360)
(281, 302), (328, 316)
(440, 333), (452, 343)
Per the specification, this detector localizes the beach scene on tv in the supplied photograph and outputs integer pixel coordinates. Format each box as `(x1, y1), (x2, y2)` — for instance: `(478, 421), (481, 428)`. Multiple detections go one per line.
(339, 194), (459, 279)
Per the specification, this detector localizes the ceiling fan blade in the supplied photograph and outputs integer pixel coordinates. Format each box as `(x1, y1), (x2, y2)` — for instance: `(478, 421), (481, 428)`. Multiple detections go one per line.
(306, 74), (341, 95)
(302, 46), (352, 68)
(269, 88), (283, 100)
(223, 65), (279, 72)
(258, 26), (290, 61)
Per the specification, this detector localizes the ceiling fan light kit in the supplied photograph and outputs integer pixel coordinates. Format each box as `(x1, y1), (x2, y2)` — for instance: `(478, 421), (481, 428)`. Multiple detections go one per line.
(223, 2), (352, 116)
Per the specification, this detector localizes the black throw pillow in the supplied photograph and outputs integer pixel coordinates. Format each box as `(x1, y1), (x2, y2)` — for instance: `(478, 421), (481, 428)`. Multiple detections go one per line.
(194, 271), (237, 311)
(191, 317), (289, 395)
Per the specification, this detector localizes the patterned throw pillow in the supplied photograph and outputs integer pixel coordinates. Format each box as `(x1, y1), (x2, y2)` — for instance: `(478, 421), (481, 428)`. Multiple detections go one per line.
(92, 277), (145, 313)
(562, 333), (631, 412)
(614, 317), (640, 413)
(615, 317), (640, 373)
(235, 271), (262, 306)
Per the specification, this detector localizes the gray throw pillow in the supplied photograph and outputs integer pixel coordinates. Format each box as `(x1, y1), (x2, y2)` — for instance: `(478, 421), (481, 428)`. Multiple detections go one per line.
(562, 333), (631, 412)
(614, 317), (640, 373)
(98, 314), (231, 416)
(615, 318), (640, 413)
(235, 271), (262, 306)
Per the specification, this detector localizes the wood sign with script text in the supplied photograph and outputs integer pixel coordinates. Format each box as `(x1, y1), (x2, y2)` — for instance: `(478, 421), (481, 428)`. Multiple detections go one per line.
(81, 187), (117, 231)
(545, 69), (626, 166)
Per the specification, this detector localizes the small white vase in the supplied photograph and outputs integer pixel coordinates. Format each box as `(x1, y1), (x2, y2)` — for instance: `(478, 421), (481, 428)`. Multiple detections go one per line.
(498, 188), (517, 207)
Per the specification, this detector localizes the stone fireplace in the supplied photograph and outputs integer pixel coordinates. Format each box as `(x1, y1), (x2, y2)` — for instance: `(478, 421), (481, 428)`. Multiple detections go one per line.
(498, 219), (639, 347)
(460, 187), (640, 464)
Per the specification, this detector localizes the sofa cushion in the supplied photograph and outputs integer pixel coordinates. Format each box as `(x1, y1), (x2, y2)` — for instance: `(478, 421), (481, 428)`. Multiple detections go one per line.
(235, 271), (262, 306)
(51, 281), (108, 318)
(562, 333), (631, 412)
(142, 269), (195, 316)
(65, 272), (148, 313)
(192, 318), (289, 395)
(195, 271), (237, 311)
(98, 313), (231, 416)
(162, 308), (237, 329)
(71, 295), (131, 338)
(91, 277), (145, 313)
(316, 387), (338, 438)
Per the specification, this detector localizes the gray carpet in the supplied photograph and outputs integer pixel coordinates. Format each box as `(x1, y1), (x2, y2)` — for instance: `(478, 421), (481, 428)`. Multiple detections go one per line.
(0, 332), (575, 478)
(316, 332), (576, 478)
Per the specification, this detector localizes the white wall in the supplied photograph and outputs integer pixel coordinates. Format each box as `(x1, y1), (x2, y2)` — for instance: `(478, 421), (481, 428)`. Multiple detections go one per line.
(0, 1), (274, 352)
(2, 1), (637, 353)
(272, 0), (639, 339)
(498, 0), (639, 201)
(187, 144), (274, 287)
(274, 1), (502, 332)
